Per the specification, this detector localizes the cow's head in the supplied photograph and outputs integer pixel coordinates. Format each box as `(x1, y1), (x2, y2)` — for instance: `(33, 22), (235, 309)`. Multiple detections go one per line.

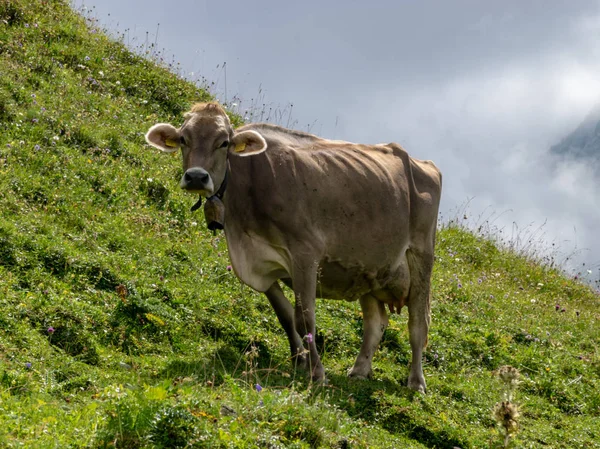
(145, 102), (266, 196)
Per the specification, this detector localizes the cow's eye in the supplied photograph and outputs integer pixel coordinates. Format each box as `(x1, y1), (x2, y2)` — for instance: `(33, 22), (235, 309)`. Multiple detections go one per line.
(219, 140), (230, 149)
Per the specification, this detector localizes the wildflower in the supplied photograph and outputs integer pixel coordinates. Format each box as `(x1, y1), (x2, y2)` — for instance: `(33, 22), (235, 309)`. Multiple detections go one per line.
(84, 56), (90, 61)
(497, 365), (520, 400)
(25, 362), (32, 369)
(47, 326), (55, 334)
(493, 401), (520, 435)
(34, 145), (40, 151)
(457, 283), (462, 289)
(31, 94), (36, 98)
(305, 333), (313, 344)
(226, 265), (232, 271)
(255, 383), (262, 392)
(555, 303), (560, 311)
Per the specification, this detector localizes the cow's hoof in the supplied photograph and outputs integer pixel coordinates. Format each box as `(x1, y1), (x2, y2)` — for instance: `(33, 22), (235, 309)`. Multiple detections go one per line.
(407, 376), (427, 394)
(311, 374), (329, 386)
(311, 365), (326, 383)
(292, 354), (308, 371)
(347, 367), (373, 379)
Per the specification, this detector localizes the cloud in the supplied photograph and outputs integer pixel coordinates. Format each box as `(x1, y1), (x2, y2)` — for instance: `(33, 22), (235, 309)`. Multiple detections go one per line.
(351, 50), (600, 272)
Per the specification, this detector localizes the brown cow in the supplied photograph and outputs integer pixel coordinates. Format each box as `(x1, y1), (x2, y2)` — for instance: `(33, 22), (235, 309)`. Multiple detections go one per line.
(146, 102), (442, 392)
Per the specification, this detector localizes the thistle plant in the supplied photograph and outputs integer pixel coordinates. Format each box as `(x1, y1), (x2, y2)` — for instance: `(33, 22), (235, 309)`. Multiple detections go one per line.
(493, 365), (521, 448)
(243, 343), (260, 387)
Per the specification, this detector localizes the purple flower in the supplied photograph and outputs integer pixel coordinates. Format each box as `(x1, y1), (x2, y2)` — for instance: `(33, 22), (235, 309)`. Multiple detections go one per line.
(255, 383), (262, 392)
(47, 327), (55, 334)
(226, 265), (232, 271)
(84, 56), (90, 61)
(34, 145), (40, 151)
(555, 304), (560, 311)
(305, 333), (313, 344)
(25, 362), (32, 369)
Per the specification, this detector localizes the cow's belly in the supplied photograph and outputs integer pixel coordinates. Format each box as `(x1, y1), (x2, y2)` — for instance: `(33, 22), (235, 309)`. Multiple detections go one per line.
(314, 252), (411, 302)
(225, 226), (411, 302)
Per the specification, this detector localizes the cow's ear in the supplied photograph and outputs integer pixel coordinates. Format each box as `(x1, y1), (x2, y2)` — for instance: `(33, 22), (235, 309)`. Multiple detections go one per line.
(145, 123), (180, 153)
(231, 130), (267, 157)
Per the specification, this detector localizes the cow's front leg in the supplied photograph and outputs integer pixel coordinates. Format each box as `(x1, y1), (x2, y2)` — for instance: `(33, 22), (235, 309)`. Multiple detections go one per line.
(292, 263), (325, 381)
(349, 295), (388, 379)
(264, 282), (306, 369)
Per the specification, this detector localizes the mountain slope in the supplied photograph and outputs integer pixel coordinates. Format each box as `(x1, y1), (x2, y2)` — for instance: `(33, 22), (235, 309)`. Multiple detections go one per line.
(1, 1), (599, 448)
(550, 103), (600, 160)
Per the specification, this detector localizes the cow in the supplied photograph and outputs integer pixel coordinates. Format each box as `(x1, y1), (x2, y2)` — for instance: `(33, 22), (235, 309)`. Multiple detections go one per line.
(145, 102), (442, 392)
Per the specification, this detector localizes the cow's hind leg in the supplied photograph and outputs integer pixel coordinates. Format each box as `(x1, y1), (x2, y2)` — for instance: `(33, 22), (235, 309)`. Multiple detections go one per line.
(349, 295), (388, 379)
(264, 282), (306, 369)
(406, 247), (433, 393)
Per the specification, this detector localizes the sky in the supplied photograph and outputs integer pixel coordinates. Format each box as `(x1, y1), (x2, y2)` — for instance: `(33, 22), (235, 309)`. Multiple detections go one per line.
(79, 0), (600, 278)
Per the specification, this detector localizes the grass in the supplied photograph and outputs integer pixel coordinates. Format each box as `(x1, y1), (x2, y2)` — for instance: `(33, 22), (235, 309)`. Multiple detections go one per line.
(0, 1), (599, 447)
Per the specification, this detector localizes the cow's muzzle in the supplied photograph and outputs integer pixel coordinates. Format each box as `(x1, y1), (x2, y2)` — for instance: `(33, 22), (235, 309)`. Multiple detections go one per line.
(180, 167), (214, 194)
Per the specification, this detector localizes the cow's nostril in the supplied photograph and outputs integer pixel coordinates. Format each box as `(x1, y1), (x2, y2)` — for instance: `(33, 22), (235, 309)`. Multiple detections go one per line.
(182, 168), (211, 190)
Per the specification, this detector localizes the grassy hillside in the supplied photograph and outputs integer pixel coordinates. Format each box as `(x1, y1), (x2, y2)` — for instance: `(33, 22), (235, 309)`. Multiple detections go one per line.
(0, 1), (598, 447)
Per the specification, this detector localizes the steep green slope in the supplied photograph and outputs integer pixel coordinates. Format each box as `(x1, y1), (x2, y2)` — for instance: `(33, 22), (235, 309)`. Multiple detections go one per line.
(1, 1), (598, 448)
